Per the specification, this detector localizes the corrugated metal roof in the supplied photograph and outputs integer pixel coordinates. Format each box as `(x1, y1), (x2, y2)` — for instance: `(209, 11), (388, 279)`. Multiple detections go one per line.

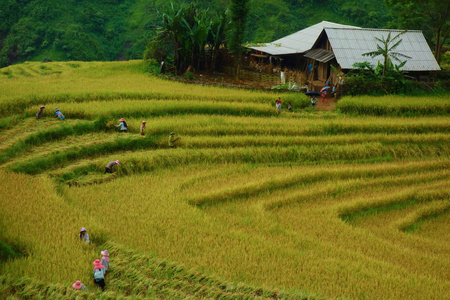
(304, 49), (335, 63)
(325, 28), (441, 71)
(248, 21), (360, 55)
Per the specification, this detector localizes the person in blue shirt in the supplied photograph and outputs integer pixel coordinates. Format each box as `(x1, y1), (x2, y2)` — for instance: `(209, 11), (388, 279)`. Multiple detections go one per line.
(115, 118), (128, 132)
(54, 108), (65, 120)
(93, 259), (106, 291)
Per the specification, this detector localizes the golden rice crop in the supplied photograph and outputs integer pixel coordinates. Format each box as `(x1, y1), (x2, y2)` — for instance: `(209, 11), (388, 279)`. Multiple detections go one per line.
(58, 161), (449, 300)
(341, 95), (448, 106)
(0, 60), (449, 300)
(25, 99), (276, 120)
(0, 60), (295, 105)
(0, 171), (99, 286)
(338, 95), (450, 116)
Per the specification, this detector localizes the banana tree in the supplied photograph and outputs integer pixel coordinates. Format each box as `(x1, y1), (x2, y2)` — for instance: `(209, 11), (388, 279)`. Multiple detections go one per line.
(160, 3), (187, 74)
(180, 7), (210, 71)
(362, 31), (412, 77)
(208, 11), (227, 72)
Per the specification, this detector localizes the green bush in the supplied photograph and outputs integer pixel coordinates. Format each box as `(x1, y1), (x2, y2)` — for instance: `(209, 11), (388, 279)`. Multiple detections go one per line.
(0, 235), (24, 262)
(143, 40), (169, 62)
(341, 61), (434, 96)
(341, 75), (384, 96)
(185, 71), (195, 80)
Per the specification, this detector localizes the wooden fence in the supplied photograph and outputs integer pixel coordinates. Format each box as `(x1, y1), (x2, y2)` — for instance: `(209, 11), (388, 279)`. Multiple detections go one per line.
(223, 66), (280, 86)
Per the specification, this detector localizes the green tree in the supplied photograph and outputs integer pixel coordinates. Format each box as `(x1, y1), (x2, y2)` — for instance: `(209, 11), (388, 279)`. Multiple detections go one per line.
(385, 0), (449, 63)
(160, 3), (190, 74)
(182, 7), (211, 70)
(362, 31), (411, 77)
(208, 10), (227, 72)
(227, 0), (249, 79)
(157, 3), (228, 75)
(143, 39), (169, 63)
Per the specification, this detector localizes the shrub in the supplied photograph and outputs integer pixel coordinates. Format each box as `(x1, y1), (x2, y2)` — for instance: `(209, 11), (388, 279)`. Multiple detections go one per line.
(143, 40), (169, 62)
(185, 71), (195, 80)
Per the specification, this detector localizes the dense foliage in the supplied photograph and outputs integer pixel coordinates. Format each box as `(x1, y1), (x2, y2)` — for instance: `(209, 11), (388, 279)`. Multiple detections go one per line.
(227, 0), (249, 79)
(385, 0), (449, 63)
(149, 2), (227, 75)
(340, 61), (434, 96)
(0, 0), (394, 67)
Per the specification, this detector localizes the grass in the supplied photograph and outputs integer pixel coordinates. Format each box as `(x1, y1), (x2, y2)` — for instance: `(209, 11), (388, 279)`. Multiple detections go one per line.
(338, 95), (450, 116)
(0, 60), (449, 300)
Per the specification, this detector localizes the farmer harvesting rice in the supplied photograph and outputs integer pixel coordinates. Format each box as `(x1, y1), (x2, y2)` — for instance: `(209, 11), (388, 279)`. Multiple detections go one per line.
(169, 132), (180, 148)
(140, 121), (146, 136)
(72, 280), (87, 291)
(92, 259), (106, 291)
(36, 105), (45, 119)
(54, 108), (65, 120)
(105, 160), (120, 174)
(100, 250), (110, 272)
(80, 227), (90, 243)
(115, 118), (128, 133)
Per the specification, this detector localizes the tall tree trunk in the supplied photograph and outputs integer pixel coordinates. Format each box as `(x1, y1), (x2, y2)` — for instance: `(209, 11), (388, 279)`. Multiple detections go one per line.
(210, 44), (220, 72)
(434, 27), (441, 63)
(236, 53), (241, 80)
(228, 0), (249, 81)
(174, 41), (180, 75)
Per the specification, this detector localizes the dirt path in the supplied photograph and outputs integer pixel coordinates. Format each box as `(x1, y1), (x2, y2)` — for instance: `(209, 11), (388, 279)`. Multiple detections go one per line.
(314, 97), (337, 111)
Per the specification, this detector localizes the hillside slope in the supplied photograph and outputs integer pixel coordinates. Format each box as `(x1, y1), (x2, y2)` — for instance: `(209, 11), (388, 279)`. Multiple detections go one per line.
(0, 0), (391, 67)
(0, 60), (449, 299)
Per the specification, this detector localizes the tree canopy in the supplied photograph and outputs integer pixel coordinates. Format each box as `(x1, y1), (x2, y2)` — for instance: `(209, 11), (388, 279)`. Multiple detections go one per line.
(0, 0), (446, 67)
(155, 2), (227, 74)
(385, 0), (449, 63)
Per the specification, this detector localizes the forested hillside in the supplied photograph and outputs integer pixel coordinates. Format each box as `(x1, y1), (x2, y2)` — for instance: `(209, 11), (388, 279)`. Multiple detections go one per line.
(0, 0), (401, 67)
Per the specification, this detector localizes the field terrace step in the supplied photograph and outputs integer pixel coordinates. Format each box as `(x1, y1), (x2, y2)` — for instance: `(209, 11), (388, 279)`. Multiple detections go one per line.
(104, 241), (313, 299)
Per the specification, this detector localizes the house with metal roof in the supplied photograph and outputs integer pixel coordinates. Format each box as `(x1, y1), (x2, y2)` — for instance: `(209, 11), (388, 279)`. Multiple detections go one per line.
(247, 21), (360, 71)
(245, 21), (440, 89)
(305, 27), (441, 85)
(249, 21), (360, 56)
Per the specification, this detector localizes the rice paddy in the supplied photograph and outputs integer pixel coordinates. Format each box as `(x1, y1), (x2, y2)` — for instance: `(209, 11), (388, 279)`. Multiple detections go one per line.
(0, 60), (449, 299)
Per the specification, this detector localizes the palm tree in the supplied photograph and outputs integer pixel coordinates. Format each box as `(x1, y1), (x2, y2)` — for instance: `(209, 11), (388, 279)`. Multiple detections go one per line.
(362, 30), (412, 77)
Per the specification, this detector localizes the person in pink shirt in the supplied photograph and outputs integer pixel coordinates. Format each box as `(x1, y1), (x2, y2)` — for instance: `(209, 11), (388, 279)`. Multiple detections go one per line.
(72, 280), (87, 291)
(100, 250), (110, 272)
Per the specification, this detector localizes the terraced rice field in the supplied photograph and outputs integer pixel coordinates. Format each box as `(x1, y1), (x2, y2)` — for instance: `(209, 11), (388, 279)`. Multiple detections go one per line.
(0, 60), (449, 299)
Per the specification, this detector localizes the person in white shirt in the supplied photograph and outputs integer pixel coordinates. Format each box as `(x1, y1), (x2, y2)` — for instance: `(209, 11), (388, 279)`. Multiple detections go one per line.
(79, 227), (90, 244)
